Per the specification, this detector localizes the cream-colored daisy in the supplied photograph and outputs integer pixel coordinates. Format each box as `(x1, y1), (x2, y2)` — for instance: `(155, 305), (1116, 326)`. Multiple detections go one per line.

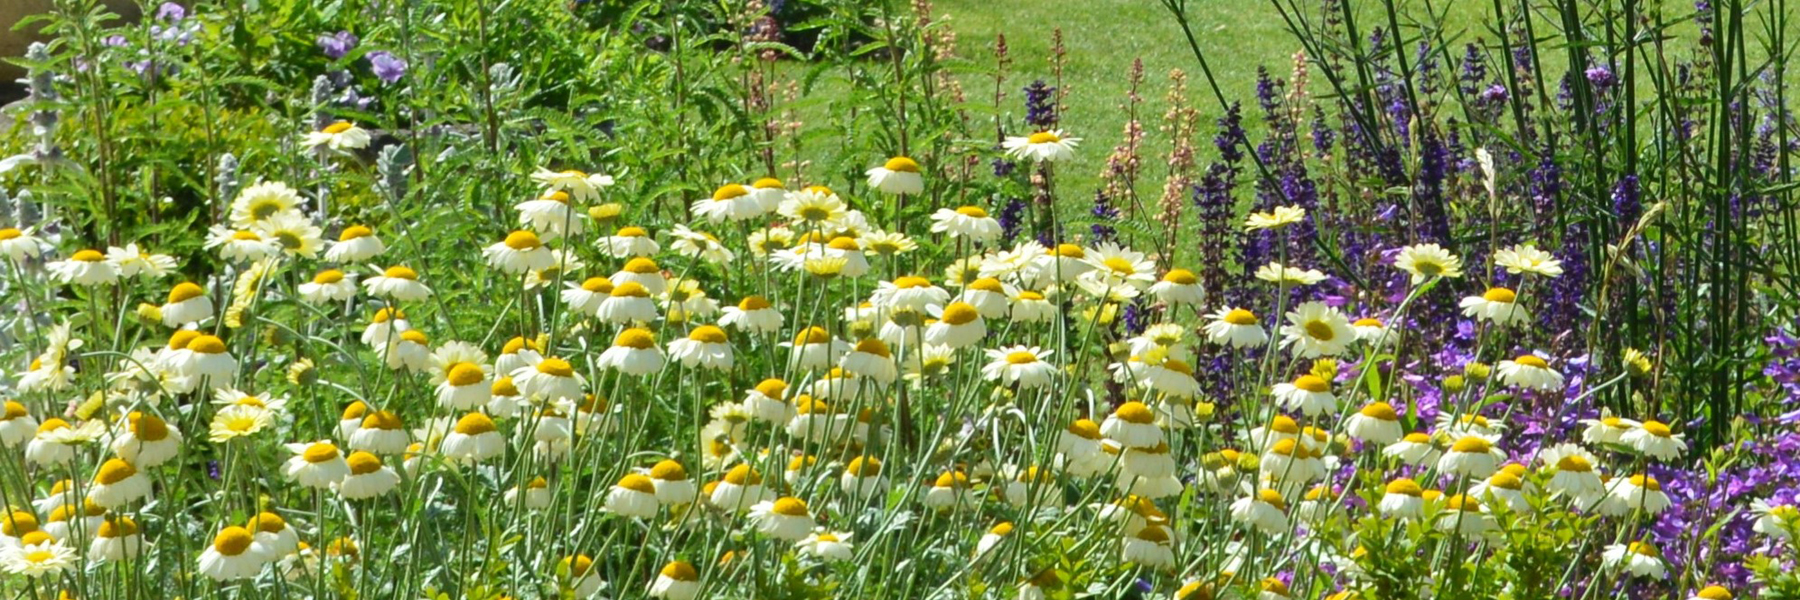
(302, 121), (372, 151)
(1002, 130), (1081, 162)
(1393, 243), (1464, 285)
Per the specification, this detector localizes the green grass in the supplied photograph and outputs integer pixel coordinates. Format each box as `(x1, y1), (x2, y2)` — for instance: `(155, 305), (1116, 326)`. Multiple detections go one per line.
(932, 0), (1295, 193)
(925, 0), (1784, 199)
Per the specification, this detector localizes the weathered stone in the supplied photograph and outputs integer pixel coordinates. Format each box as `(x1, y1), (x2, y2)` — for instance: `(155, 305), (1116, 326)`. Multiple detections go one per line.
(2, 1), (141, 98)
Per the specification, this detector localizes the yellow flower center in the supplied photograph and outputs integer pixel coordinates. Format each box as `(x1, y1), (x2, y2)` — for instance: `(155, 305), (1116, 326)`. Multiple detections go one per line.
(940, 302), (980, 325)
(304, 442), (341, 463)
(1293, 375), (1330, 393)
(399, 330), (428, 345)
(577, 277), (613, 294)
(383, 265), (418, 280)
(893, 276), (931, 289)
(1257, 488), (1288, 510)
(1445, 494), (1481, 512)
(753, 177), (784, 189)
(661, 561), (698, 581)
(322, 121), (354, 134)
(622, 257), (659, 274)
(845, 456), (882, 476)
(454, 412), (497, 435)
(213, 526), (255, 556)
(1115, 401), (1155, 424)
(689, 325), (728, 344)
(1630, 474), (1661, 491)
(3, 401), (26, 420)
(854, 338), (892, 358)
(98, 517), (139, 538)
(1359, 402), (1399, 421)
(1555, 454), (1593, 472)
(712, 184), (750, 200)
(1451, 437), (1493, 453)
(1027, 131), (1061, 144)
(1514, 355), (1549, 369)
(1641, 420), (1672, 437)
(614, 329), (656, 350)
(1102, 257), (1136, 275)
(1005, 351), (1039, 365)
(1696, 586), (1733, 600)
(616, 473), (657, 494)
(651, 460), (688, 481)
(1628, 541), (1659, 557)
(313, 269), (346, 284)
(167, 282), (206, 304)
(1483, 287), (1517, 303)
(249, 512), (287, 534)
(503, 230), (542, 250)
(794, 326), (832, 345)
(95, 458), (137, 485)
(72, 249), (105, 262)
(446, 363), (486, 387)
(492, 377), (519, 396)
(1163, 269), (1198, 285)
(1489, 471), (1524, 490)
(189, 335), (227, 354)
(0, 228), (19, 240)
(723, 464), (763, 485)
(346, 452), (383, 475)
(339, 225), (373, 241)
(954, 205), (989, 219)
(360, 410), (403, 431)
(772, 497), (810, 516)
(934, 471), (969, 488)
(1302, 320), (1336, 341)
(1224, 309), (1258, 325)
(1386, 478), (1424, 496)
(536, 357), (577, 377)
(884, 156), (921, 173)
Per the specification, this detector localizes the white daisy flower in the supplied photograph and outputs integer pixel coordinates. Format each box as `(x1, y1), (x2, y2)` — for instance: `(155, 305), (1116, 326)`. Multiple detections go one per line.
(866, 156), (925, 194)
(301, 121), (372, 151)
(325, 224), (387, 262)
(1003, 129), (1081, 162)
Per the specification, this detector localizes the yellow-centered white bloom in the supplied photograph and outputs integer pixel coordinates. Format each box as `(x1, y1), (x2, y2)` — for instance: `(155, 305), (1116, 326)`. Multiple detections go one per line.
(106, 243), (178, 278)
(1003, 130), (1081, 162)
(981, 345), (1057, 389)
(325, 224), (387, 262)
(1495, 243), (1564, 277)
(1255, 262), (1328, 285)
(1619, 420), (1687, 461)
(228, 180), (304, 228)
(1601, 541), (1667, 579)
(531, 167), (615, 204)
(930, 205), (1002, 242)
(1459, 287), (1531, 326)
(1393, 243), (1464, 285)
(483, 230), (556, 274)
(694, 183), (767, 223)
(46, 249), (119, 286)
(302, 121), (372, 151)
(1496, 353), (1565, 391)
(363, 265), (432, 301)
(1279, 301), (1355, 357)
(1244, 205), (1307, 230)
(0, 227), (46, 262)
(866, 156), (925, 195)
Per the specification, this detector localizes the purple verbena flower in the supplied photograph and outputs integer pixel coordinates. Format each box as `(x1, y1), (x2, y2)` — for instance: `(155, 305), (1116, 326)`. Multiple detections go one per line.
(320, 31), (359, 61)
(368, 51), (407, 85)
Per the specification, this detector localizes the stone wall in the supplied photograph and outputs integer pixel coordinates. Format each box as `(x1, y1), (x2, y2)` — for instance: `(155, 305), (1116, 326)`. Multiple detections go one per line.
(2, 0), (141, 100)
